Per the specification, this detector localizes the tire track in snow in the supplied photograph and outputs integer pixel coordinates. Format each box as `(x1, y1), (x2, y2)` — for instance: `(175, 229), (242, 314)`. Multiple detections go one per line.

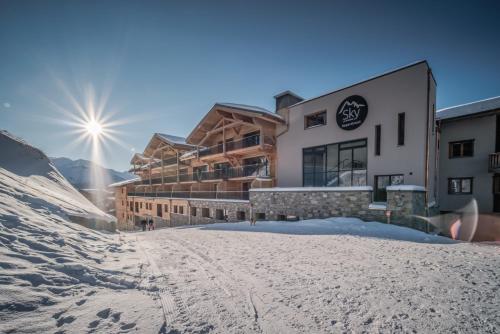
(165, 233), (300, 333)
(135, 235), (185, 332)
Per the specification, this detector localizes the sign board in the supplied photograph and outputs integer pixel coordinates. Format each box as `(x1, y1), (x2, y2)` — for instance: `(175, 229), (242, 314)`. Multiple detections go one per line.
(336, 95), (368, 130)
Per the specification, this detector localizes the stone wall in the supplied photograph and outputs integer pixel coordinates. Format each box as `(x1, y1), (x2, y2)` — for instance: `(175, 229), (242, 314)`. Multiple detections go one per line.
(250, 187), (385, 222)
(386, 188), (427, 231)
(187, 199), (251, 222)
(167, 199), (251, 226)
(250, 186), (429, 231)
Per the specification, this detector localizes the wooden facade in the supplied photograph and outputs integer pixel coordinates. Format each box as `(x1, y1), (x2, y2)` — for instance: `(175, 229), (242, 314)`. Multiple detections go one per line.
(112, 103), (284, 229)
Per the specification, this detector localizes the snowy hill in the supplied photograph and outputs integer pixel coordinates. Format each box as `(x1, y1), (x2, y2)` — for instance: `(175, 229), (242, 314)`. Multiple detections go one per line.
(51, 157), (134, 190)
(0, 131), (160, 333)
(0, 131), (114, 224)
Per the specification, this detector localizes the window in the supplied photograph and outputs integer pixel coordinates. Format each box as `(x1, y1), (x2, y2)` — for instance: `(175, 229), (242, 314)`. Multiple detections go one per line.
(216, 209), (224, 220)
(202, 208), (210, 218)
(398, 113), (405, 146)
(374, 175), (404, 202)
(191, 207), (197, 216)
(236, 211), (246, 220)
(305, 111), (327, 129)
(173, 205), (178, 213)
(255, 212), (266, 220)
(179, 206), (184, 215)
(129, 201), (133, 211)
(134, 202), (138, 213)
(303, 139), (367, 187)
(164, 204), (168, 212)
(448, 178), (473, 195)
(140, 202), (143, 209)
(375, 125), (381, 156)
(449, 140), (474, 158)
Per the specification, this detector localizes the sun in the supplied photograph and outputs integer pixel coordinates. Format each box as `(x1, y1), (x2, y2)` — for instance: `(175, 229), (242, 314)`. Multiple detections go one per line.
(85, 119), (103, 137)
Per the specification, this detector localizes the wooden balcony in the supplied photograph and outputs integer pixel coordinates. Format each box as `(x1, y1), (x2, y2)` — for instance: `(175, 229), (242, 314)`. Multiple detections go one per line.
(197, 134), (274, 161)
(127, 190), (250, 201)
(133, 163), (270, 186)
(489, 153), (500, 172)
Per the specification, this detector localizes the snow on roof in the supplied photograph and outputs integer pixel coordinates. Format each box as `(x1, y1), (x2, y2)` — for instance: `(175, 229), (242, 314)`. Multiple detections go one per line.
(180, 150), (197, 160)
(289, 60), (430, 108)
(436, 96), (500, 121)
(108, 177), (140, 188)
(155, 133), (195, 146)
(216, 103), (284, 121)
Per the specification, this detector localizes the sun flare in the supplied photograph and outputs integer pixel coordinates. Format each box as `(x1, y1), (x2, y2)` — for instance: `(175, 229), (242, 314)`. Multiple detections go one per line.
(85, 119), (103, 137)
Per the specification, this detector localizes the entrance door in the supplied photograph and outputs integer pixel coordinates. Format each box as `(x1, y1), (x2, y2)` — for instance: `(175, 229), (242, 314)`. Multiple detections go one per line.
(494, 174), (500, 212)
(374, 175), (404, 202)
(157, 204), (162, 217)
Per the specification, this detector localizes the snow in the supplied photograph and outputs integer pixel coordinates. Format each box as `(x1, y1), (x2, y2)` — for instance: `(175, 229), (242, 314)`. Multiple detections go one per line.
(1, 131), (499, 333)
(368, 202), (387, 210)
(108, 177), (140, 188)
(250, 186), (373, 192)
(155, 133), (196, 147)
(130, 219), (499, 333)
(386, 185), (426, 191)
(437, 95), (500, 120)
(217, 102), (284, 121)
(0, 131), (162, 333)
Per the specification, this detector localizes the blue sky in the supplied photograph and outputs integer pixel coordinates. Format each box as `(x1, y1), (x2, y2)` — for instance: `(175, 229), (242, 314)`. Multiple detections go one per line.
(1, 0), (499, 170)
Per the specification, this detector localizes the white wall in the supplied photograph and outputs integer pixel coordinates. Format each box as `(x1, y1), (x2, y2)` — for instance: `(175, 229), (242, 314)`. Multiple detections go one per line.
(276, 62), (433, 192)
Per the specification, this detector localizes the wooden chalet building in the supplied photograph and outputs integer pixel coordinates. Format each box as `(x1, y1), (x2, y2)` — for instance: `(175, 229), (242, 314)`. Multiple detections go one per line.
(111, 103), (284, 230)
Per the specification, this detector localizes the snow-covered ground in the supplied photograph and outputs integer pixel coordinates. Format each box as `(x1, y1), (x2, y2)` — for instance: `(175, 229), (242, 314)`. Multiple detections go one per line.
(131, 220), (499, 333)
(1, 130), (499, 333)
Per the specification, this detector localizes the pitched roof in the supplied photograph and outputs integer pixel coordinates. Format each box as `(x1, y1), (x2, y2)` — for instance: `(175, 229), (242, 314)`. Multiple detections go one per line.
(437, 96), (500, 121)
(155, 133), (193, 146)
(215, 103), (284, 121)
(186, 103), (284, 145)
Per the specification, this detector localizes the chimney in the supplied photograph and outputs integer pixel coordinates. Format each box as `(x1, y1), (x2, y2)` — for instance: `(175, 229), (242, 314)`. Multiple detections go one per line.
(274, 90), (303, 112)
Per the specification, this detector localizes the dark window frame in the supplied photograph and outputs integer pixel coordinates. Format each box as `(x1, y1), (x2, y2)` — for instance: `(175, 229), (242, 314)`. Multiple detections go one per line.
(302, 138), (368, 187)
(448, 139), (474, 158)
(375, 124), (381, 156)
(304, 110), (327, 129)
(374, 174), (404, 202)
(398, 112), (405, 146)
(448, 177), (473, 195)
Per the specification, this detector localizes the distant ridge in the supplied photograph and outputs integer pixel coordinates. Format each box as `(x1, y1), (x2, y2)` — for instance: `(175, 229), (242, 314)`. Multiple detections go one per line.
(51, 157), (135, 190)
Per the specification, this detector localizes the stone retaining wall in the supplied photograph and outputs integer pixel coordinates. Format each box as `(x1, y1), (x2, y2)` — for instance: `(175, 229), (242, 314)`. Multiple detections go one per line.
(167, 199), (251, 226)
(386, 188), (427, 231)
(250, 186), (428, 231)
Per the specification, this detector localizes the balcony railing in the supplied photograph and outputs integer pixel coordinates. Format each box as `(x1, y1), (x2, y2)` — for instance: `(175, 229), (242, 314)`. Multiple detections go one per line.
(134, 163), (269, 185)
(198, 134), (272, 158)
(127, 191), (250, 200)
(489, 153), (500, 172)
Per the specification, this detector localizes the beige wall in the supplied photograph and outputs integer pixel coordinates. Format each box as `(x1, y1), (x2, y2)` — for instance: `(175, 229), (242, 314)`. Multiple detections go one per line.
(276, 62), (435, 194)
(439, 115), (495, 212)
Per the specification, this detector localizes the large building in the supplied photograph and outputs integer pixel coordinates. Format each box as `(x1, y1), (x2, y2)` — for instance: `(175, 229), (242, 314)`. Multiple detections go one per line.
(112, 103), (284, 230)
(110, 60), (498, 231)
(437, 96), (500, 213)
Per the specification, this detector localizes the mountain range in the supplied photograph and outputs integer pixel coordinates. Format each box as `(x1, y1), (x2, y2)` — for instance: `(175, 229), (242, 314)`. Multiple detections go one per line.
(50, 157), (134, 190)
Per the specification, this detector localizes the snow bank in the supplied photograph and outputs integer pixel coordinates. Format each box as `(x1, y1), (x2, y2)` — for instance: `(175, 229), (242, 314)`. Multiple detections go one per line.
(0, 131), (155, 333)
(0, 130), (114, 224)
(190, 218), (454, 244)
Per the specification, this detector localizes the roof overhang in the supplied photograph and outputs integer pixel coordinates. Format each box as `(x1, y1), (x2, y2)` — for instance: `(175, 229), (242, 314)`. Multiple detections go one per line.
(186, 103), (284, 145)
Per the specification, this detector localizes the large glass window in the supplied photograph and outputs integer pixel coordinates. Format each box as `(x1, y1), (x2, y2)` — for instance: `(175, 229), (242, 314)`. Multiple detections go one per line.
(303, 139), (367, 187)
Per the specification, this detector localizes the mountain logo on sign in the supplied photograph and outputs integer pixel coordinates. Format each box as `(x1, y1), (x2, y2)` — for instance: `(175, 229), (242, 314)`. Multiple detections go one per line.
(336, 95), (368, 130)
